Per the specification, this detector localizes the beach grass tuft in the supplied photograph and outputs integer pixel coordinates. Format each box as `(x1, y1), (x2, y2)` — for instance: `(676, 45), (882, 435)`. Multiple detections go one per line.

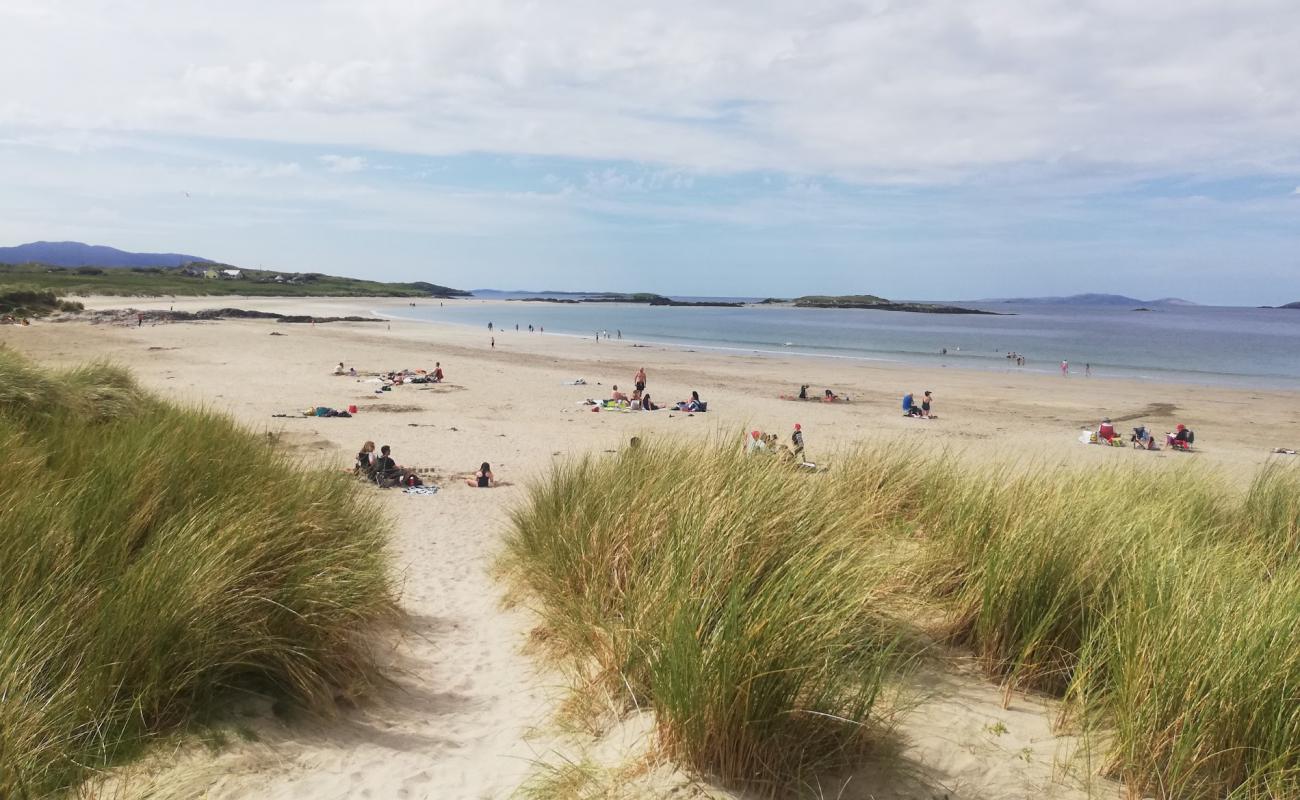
(507, 437), (1300, 797)
(0, 348), (394, 797)
(502, 439), (915, 792)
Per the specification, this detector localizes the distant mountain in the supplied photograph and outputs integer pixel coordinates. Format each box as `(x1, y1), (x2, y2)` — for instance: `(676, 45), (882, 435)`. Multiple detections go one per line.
(1281, 301), (1300, 309)
(983, 293), (1199, 307)
(0, 241), (210, 268)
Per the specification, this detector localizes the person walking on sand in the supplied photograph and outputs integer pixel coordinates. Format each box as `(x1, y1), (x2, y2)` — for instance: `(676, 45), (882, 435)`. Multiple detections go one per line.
(490, 336), (495, 349)
(1085, 362), (1092, 377)
(488, 322), (493, 331)
(792, 423), (805, 461)
(635, 367), (647, 392)
(1061, 360), (1069, 376)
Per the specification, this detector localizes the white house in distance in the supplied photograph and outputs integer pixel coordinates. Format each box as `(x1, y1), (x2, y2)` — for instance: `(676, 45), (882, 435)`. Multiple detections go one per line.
(220, 269), (242, 279)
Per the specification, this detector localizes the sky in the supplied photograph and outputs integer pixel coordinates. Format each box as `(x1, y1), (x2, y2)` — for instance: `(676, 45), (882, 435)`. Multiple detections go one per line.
(1, 0), (1298, 304)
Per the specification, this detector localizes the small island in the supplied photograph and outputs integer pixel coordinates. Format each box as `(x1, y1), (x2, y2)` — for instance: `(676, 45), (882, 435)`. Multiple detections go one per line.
(511, 292), (742, 308)
(789, 294), (1002, 315)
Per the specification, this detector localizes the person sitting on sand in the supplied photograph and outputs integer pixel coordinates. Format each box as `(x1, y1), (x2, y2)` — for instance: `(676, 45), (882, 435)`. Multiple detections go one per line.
(745, 429), (766, 455)
(903, 392), (920, 416)
(466, 462), (495, 487)
(1131, 426), (1159, 450)
(630, 387), (643, 409)
(373, 445), (400, 486)
(1098, 418), (1117, 443)
(349, 366), (357, 376)
(432, 362), (444, 382)
(611, 384), (629, 402)
(640, 391), (658, 411)
(823, 389), (849, 403)
(1167, 424), (1195, 449)
(335, 362), (346, 375)
(675, 390), (704, 412)
(354, 440), (376, 478)
(799, 384), (809, 400)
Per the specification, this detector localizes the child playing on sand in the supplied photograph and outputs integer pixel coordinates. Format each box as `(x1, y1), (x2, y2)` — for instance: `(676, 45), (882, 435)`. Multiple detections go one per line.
(791, 424), (804, 460)
(432, 362), (444, 382)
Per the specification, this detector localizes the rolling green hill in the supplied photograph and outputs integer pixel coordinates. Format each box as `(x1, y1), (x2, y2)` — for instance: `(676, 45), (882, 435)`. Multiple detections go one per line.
(0, 262), (468, 299)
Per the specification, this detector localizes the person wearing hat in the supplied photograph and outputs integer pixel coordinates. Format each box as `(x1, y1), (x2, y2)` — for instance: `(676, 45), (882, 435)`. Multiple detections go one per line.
(791, 423), (805, 461)
(746, 429), (766, 455)
(1167, 423), (1194, 449)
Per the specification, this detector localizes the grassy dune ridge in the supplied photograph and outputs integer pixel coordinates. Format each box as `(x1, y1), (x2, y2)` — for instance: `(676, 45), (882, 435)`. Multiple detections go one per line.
(505, 438), (1300, 797)
(0, 348), (395, 798)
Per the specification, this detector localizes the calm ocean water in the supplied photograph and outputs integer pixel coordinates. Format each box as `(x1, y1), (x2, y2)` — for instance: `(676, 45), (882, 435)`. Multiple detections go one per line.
(384, 299), (1300, 390)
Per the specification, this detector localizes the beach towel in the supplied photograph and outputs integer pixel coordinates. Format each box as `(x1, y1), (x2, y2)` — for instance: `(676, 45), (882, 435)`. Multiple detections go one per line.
(403, 485), (440, 495)
(564, 379), (587, 385)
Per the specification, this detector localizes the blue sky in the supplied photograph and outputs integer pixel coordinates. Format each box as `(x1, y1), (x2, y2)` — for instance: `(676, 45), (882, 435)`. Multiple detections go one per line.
(2, 1), (1298, 304)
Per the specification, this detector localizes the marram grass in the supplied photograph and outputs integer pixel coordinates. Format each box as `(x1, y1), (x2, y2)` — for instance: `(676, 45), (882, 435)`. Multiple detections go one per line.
(0, 348), (394, 798)
(505, 437), (1300, 798)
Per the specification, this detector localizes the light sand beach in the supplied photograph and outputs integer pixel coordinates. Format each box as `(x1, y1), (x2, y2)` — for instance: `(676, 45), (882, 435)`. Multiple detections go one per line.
(7, 296), (1299, 799)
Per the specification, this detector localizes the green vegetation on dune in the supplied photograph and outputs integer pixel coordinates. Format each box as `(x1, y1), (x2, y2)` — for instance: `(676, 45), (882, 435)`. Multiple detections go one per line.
(503, 442), (913, 792)
(507, 440), (1300, 797)
(0, 348), (395, 797)
(0, 262), (467, 299)
(0, 287), (84, 317)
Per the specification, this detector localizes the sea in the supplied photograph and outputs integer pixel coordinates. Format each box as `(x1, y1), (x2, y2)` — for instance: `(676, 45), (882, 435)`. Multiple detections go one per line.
(382, 296), (1300, 391)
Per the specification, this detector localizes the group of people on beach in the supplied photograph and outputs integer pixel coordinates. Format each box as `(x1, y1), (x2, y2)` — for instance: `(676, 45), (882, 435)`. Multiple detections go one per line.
(902, 391), (934, 417)
(745, 424), (809, 463)
(354, 441), (497, 488)
(602, 367), (706, 412)
(335, 361), (446, 386)
(1094, 418), (1195, 450)
(791, 384), (851, 403)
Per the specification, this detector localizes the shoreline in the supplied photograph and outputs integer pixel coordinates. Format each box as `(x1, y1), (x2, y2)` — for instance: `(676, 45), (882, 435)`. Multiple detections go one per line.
(375, 298), (1300, 393)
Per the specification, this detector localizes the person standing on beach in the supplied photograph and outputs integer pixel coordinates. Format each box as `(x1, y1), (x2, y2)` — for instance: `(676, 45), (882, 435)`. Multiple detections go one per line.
(792, 424), (805, 460)
(1061, 360), (1069, 375)
(1085, 363), (1091, 376)
(921, 390), (933, 418)
(635, 367), (647, 392)
(488, 322), (493, 331)
(490, 337), (495, 348)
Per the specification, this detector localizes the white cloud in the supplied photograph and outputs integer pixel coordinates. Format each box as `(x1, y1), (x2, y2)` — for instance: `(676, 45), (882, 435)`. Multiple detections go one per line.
(215, 161), (302, 179)
(319, 154), (367, 173)
(1, 1), (1299, 186)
